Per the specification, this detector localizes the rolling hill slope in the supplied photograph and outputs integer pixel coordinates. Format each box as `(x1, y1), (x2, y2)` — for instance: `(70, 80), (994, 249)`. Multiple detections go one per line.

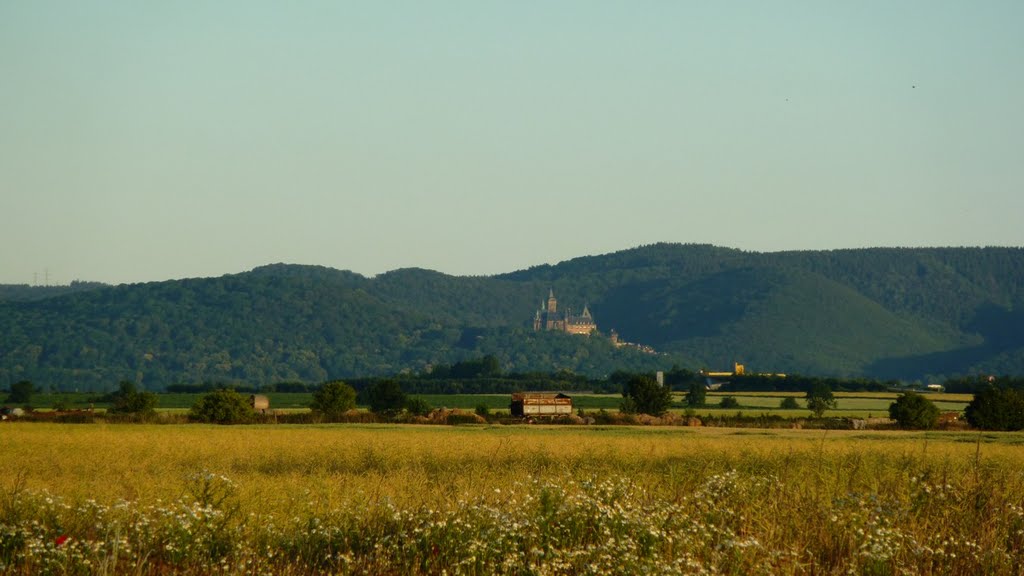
(2, 244), (1023, 390)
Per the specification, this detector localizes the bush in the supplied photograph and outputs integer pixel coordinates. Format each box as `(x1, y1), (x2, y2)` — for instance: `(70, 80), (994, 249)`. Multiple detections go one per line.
(310, 381), (357, 420)
(6, 380), (33, 404)
(364, 380), (407, 415)
(405, 397), (432, 417)
(189, 389), (253, 424)
(965, 386), (1024, 431)
(108, 381), (158, 417)
(686, 381), (707, 407)
(779, 397), (800, 409)
(474, 403), (491, 418)
(619, 396), (638, 414)
(719, 396), (740, 409)
(622, 376), (673, 416)
(889, 391), (940, 429)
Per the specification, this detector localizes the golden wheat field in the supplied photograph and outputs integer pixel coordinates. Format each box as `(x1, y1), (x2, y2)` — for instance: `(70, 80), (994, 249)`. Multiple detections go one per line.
(2, 423), (1024, 575)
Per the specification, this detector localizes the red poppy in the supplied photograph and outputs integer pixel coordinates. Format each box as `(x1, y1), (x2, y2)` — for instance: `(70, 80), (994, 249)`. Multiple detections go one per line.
(55, 535), (69, 547)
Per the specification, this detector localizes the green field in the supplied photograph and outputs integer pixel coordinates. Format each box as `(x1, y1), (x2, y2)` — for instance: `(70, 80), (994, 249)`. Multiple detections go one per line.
(23, 391), (970, 419)
(2, 423), (1022, 574)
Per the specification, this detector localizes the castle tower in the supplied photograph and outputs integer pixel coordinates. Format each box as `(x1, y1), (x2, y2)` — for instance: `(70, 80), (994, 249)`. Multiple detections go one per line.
(533, 289), (596, 334)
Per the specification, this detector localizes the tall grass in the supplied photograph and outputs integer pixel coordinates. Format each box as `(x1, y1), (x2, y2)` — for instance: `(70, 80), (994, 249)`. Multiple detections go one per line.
(2, 424), (1022, 574)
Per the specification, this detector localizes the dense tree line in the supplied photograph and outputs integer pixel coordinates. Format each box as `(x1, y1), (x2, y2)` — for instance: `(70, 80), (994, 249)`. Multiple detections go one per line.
(941, 375), (1024, 394)
(716, 374), (893, 393)
(3, 245), (1024, 390)
(0, 281), (108, 302)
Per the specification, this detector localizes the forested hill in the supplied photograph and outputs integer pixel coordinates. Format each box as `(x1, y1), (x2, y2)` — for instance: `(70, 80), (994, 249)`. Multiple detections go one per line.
(2, 244), (1023, 391)
(0, 281), (108, 302)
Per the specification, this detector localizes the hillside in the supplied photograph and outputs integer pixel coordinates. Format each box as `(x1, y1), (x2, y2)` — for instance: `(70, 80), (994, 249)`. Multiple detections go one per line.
(2, 244), (1023, 390)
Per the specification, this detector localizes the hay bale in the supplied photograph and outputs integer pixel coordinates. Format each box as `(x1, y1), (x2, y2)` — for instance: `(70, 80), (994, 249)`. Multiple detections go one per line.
(249, 394), (270, 412)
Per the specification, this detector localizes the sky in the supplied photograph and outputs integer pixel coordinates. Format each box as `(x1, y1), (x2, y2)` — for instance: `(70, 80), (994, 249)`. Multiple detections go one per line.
(2, 1), (1022, 285)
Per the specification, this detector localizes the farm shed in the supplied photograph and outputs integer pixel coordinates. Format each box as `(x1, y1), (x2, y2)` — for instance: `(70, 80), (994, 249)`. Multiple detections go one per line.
(250, 394), (270, 414)
(510, 393), (572, 417)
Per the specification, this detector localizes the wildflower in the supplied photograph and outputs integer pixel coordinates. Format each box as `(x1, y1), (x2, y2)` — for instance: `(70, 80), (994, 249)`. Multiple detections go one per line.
(55, 535), (70, 547)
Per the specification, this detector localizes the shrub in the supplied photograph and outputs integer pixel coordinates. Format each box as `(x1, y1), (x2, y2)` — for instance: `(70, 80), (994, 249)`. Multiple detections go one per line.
(189, 389), (253, 424)
(686, 381), (707, 407)
(622, 376), (673, 416)
(965, 386), (1024, 431)
(108, 381), (158, 417)
(310, 381), (357, 420)
(364, 380), (407, 415)
(405, 397), (432, 417)
(889, 391), (940, 429)
(6, 380), (33, 404)
(779, 397), (800, 409)
(619, 396), (638, 414)
(719, 396), (740, 409)
(474, 403), (491, 418)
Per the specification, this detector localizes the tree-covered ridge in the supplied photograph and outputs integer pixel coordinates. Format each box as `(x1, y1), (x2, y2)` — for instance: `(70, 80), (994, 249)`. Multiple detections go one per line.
(2, 244), (1023, 391)
(0, 266), (686, 390)
(502, 244), (1024, 379)
(0, 281), (108, 302)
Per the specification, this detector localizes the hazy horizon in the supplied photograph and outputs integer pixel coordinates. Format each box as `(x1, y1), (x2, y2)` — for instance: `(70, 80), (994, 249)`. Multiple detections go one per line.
(5, 242), (1024, 287)
(4, 2), (1022, 285)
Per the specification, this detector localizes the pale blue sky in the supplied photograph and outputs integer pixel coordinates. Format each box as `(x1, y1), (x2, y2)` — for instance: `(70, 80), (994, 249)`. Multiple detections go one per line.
(2, 1), (1022, 285)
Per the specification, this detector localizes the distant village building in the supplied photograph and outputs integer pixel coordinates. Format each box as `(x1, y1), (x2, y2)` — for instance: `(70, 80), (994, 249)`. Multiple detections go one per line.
(533, 289), (597, 335)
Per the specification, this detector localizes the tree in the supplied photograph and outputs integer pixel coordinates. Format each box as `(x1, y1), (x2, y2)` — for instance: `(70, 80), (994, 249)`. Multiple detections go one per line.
(7, 380), (34, 404)
(964, 386), (1024, 431)
(622, 375), (673, 416)
(618, 396), (637, 414)
(364, 379), (406, 415)
(805, 382), (836, 418)
(189, 389), (253, 424)
(719, 396), (740, 409)
(888, 391), (940, 429)
(686, 381), (707, 408)
(310, 380), (357, 420)
(779, 397), (800, 409)
(405, 397), (432, 416)
(272, 381), (309, 393)
(664, 365), (696, 388)
(479, 355), (501, 378)
(108, 381), (157, 416)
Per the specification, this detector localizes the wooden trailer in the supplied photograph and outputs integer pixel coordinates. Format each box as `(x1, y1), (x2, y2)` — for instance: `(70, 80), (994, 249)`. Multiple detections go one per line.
(510, 392), (573, 418)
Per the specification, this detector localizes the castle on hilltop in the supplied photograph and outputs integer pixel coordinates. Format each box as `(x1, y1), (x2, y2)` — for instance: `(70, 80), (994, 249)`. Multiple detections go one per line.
(533, 289), (597, 335)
